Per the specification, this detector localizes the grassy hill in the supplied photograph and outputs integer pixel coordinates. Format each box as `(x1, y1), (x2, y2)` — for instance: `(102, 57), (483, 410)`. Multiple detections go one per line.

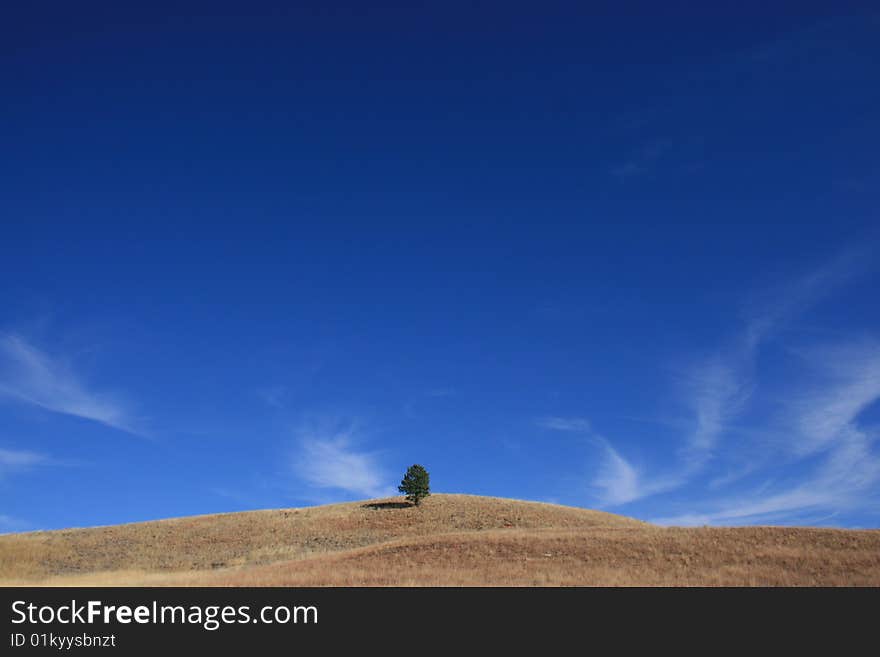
(2, 494), (878, 586)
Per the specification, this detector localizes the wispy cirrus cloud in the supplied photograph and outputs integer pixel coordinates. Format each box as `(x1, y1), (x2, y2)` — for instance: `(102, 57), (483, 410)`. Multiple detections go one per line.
(536, 416), (593, 433)
(544, 245), (878, 520)
(654, 441), (880, 527)
(743, 246), (875, 349)
(594, 442), (685, 506)
(537, 342), (752, 510)
(672, 246), (873, 479)
(538, 416), (681, 506)
(592, 441), (641, 506)
(0, 334), (138, 434)
(292, 420), (395, 499)
(679, 355), (753, 469)
(786, 340), (880, 456)
(0, 447), (48, 476)
(654, 338), (880, 526)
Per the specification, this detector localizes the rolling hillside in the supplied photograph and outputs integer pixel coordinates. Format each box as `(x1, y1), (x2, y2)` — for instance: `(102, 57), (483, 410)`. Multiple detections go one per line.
(2, 494), (878, 586)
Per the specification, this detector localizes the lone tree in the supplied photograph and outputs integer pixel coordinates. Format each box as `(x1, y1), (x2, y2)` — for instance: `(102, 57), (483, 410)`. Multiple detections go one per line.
(398, 464), (431, 506)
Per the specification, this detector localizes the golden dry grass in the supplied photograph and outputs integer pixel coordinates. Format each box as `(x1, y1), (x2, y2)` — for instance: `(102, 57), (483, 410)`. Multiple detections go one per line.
(1, 494), (877, 586)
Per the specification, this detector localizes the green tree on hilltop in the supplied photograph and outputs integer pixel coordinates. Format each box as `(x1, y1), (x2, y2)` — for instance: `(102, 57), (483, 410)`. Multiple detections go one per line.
(398, 464), (430, 506)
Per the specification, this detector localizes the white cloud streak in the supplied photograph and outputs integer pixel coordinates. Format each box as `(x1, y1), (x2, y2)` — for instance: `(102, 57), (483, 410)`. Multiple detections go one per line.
(544, 247), (878, 520)
(0, 447), (46, 470)
(743, 246), (874, 350)
(592, 441), (641, 505)
(672, 247), (872, 481)
(655, 339), (880, 525)
(536, 417), (592, 433)
(788, 340), (880, 456)
(293, 422), (395, 499)
(539, 416), (681, 506)
(680, 356), (752, 466)
(0, 334), (137, 434)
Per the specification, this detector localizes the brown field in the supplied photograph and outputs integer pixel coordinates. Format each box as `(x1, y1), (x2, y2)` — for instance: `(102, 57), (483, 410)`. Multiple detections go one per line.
(1, 494), (878, 586)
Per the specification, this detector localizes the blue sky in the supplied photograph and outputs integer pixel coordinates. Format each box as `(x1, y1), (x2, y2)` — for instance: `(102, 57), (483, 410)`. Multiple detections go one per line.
(2, 3), (879, 531)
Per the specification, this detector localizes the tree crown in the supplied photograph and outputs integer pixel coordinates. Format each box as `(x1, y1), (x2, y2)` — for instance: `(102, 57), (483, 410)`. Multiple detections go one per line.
(398, 464), (430, 506)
